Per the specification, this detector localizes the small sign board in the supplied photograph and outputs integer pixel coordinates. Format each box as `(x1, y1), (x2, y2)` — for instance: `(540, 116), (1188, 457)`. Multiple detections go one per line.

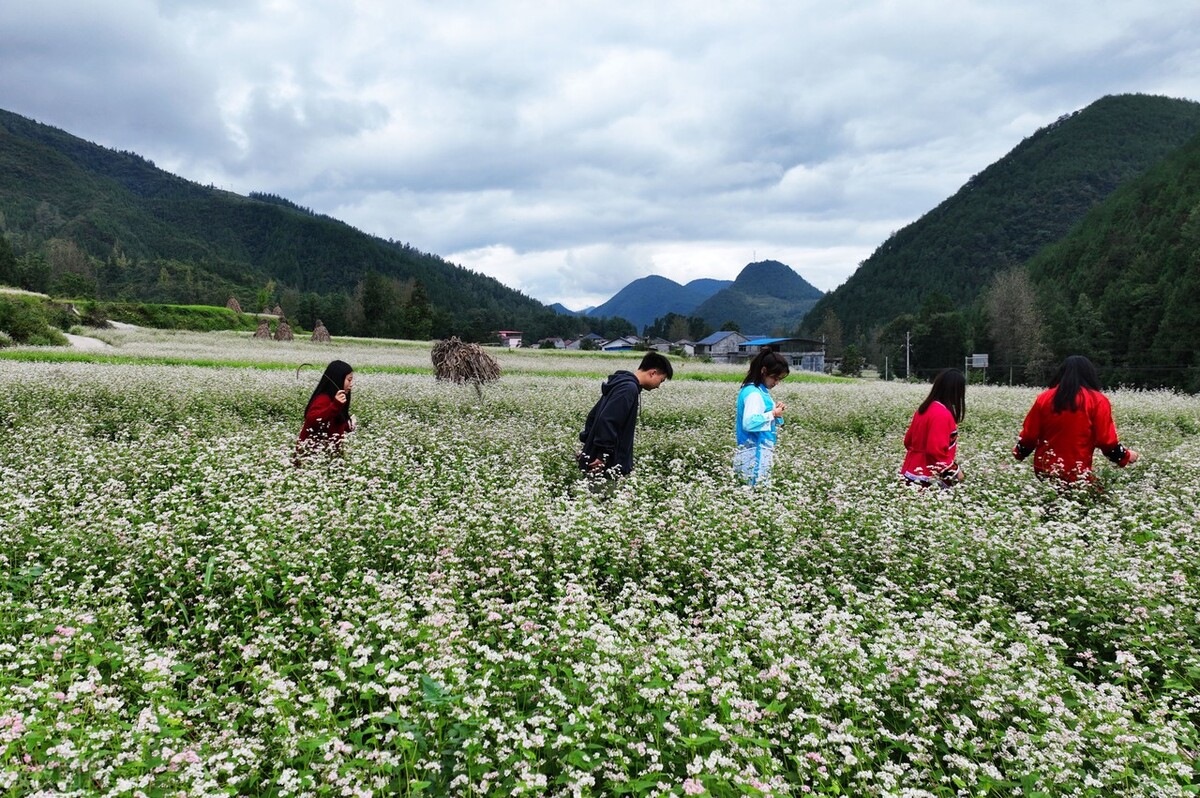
(970, 353), (989, 368)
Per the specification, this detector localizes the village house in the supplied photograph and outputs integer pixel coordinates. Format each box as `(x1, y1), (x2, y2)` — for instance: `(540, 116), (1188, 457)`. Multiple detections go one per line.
(673, 339), (696, 357)
(564, 332), (604, 350)
(497, 330), (523, 348)
(600, 335), (640, 352)
(738, 337), (826, 372)
(644, 336), (673, 353)
(693, 331), (748, 363)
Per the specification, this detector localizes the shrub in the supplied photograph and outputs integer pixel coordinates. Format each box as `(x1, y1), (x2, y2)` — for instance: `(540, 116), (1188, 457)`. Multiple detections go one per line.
(24, 327), (69, 346)
(0, 296), (74, 346)
(0, 296), (54, 342)
(98, 301), (261, 332)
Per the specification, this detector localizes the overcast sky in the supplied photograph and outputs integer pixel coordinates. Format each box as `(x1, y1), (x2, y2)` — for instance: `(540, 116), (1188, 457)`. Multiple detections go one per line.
(3, 1), (1199, 308)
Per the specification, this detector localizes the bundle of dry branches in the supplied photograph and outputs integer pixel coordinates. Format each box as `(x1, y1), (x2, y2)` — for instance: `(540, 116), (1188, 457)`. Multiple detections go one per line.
(431, 336), (501, 396)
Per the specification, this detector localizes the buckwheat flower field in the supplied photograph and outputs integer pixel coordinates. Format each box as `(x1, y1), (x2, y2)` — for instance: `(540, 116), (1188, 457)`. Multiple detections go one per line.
(2, 340), (1198, 796)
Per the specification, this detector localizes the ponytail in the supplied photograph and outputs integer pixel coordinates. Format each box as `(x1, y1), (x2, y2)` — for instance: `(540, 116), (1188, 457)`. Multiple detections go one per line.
(742, 347), (790, 387)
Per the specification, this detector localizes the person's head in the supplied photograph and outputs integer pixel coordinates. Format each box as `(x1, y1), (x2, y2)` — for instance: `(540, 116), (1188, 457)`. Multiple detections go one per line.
(635, 351), (673, 390)
(308, 359), (354, 416)
(1050, 355), (1102, 413)
(917, 368), (966, 422)
(742, 347), (790, 388)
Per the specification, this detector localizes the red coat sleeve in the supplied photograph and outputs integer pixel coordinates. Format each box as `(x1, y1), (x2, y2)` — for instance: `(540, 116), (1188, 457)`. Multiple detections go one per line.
(1018, 396), (1042, 450)
(299, 394), (347, 441)
(1090, 392), (1132, 467)
(1014, 392), (1045, 460)
(1091, 393), (1119, 450)
(304, 394), (339, 425)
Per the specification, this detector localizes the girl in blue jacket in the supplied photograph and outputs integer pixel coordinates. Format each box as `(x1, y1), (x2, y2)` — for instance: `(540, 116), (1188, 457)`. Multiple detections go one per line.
(735, 348), (789, 485)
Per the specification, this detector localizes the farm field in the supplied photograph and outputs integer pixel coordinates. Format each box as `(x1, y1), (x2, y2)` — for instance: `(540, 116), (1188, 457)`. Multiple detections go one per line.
(1, 327), (814, 381)
(1, 332), (1199, 796)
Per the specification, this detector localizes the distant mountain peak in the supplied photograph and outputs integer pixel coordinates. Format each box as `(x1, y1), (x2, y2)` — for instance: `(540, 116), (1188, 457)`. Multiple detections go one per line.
(585, 273), (731, 329)
(729, 260), (823, 301)
(693, 260), (823, 333)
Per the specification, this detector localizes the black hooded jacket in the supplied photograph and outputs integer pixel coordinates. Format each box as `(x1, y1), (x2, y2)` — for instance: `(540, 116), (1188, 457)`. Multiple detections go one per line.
(578, 370), (642, 475)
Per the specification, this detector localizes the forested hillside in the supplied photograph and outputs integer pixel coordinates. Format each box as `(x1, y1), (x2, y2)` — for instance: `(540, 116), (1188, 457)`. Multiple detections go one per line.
(803, 94), (1200, 341)
(0, 108), (586, 340)
(1021, 128), (1200, 390)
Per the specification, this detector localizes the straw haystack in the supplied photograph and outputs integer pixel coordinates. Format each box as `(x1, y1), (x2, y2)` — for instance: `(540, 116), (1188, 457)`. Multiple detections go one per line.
(431, 336), (501, 396)
(274, 318), (294, 341)
(253, 320), (271, 339)
(226, 296), (242, 314)
(310, 320), (331, 343)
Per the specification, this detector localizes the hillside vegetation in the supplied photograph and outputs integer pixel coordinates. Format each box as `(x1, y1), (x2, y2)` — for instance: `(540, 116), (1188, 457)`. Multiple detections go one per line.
(804, 94), (1200, 340)
(0, 108), (584, 341)
(1025, 127), (1200, 390)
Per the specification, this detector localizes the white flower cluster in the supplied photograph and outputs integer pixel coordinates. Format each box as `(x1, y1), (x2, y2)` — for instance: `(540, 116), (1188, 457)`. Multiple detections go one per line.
(1, 351), (1198, 796)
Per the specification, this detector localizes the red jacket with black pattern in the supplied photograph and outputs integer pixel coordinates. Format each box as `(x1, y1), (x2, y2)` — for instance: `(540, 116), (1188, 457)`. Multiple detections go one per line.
(1014, 386), (1131, 482)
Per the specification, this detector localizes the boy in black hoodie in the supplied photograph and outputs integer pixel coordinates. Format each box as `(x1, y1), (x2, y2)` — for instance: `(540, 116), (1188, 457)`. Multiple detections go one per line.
(578, 351), (673, 476)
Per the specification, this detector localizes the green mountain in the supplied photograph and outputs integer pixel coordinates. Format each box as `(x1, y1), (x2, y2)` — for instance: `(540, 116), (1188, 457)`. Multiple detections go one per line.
(1023, 126), (1200, 390)
(0, 107), (577, 340)
(804, 94), (1200, 338)
(588, 275), (732, 330)
(694, 260), (822, 333)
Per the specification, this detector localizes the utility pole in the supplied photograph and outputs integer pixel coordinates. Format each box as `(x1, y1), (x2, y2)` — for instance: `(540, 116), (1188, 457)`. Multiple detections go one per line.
(905, 331), (911, 380)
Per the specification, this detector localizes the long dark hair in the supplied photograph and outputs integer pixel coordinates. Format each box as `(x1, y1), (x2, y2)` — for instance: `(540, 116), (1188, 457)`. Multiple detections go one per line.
(917, 368), (966, 422)
(306, 360), (353, 421)
(742, 347), (790, 387)
(1050, 355), (1102, 413)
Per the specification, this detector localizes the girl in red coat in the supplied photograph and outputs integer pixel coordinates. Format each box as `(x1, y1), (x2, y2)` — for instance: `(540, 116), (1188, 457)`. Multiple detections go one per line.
(296, 360), (356, 462)
(902, 368), (966, 487)
(1013, 355), (1138, 482)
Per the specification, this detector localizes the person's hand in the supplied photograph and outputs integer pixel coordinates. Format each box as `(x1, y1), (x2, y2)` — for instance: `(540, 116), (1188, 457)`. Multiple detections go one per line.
(588, 458), (605, 473)
(773, 402), (787, 418)
(941, 462), (965, 485)
(335, 389), (348, 404)
(1126, 449), (1139, 464)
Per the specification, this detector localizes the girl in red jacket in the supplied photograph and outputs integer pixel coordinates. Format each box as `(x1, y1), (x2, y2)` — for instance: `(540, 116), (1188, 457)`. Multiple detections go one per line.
(902, 368), (966, 487)
(296, 360), (356, 461)
(1013, 355), (1138, 482)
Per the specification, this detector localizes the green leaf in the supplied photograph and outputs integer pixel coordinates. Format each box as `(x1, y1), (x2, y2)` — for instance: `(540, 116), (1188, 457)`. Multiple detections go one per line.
(681, 734), (718, 748)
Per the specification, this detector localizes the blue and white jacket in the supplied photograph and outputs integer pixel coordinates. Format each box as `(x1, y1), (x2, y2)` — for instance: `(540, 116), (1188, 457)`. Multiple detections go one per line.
(737, 383), (781, 447)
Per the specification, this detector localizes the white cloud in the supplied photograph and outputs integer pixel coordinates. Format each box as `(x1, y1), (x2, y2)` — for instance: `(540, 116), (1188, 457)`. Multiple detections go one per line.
(3, 0), (1200, 307)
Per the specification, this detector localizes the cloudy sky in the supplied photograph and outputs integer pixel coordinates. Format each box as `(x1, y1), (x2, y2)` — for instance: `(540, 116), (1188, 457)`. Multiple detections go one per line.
(3, 1), (1199, 308)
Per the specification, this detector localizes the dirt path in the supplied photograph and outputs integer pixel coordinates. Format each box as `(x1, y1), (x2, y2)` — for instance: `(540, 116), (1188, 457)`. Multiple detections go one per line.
(64, 333), (113, 351)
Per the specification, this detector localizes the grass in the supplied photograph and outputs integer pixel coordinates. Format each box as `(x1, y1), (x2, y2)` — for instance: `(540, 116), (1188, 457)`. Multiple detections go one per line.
(1, 328), (853, 383)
